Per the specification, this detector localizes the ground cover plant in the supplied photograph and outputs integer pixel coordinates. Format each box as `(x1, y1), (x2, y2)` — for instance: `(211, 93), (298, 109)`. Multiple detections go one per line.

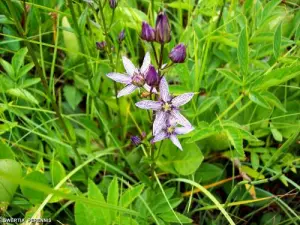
(0, 0), (299, 224)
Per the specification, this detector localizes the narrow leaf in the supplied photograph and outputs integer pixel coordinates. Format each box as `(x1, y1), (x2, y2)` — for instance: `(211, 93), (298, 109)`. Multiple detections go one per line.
(273, 23), (282, 59)
(238, 27), (248, 76)
(217, 69), (243, 86)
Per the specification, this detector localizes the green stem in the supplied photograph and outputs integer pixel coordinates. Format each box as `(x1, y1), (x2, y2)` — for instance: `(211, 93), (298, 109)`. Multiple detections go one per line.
(7, 0), (88, 179)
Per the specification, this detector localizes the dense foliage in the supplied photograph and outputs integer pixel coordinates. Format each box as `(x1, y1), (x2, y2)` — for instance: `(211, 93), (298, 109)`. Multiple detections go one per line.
(0, 0), (299, 224)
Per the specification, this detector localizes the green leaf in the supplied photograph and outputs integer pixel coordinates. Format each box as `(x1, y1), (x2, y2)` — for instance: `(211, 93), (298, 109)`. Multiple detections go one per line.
(262, 91), (286, 112)
(158, 211), (193, 224)
(273, 23), (282, 59)
(188, 127), (217, 143)
(19, 77), (41, 89)
(249, 92), (270, 109)
(217, 69), (243, 86)
(257, 65), (300, 90)
(167, 2), (190, 10)
(0, 58), (14, 78)
(241, 165), (265, 179)
(20, 171), (49, 204)
(63, 85), (83, 110)
(120, 184), (144, 208)
(17, 62), (34, 79)
(12, 47), (28, 73)
(270, 123), (282, 142)
(107, 176), (119, 220)
(50, 160), (66, 186)
(0, 121), (18, 135)
(157, 141), (204, 175)
(6, 88), (39, 104)
(196, 96), (219, 115)
(238, 27), (248, 76)
(195, 163), (223, 183)
(0, 159), (22, 203)
(226, 128), (245, 157)
(251, 151), (260, 171)
(0, 141), (15, 160)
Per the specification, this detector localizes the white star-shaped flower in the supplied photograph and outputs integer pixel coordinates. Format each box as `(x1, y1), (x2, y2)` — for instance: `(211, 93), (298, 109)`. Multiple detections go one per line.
(106, 52), (154, 97)
(135, 77), (194, 135)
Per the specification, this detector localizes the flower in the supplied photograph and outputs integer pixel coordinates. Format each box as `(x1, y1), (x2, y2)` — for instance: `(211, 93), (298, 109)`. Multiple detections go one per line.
(109, 0), (117, 9)
(169, 43), (186, 63)
(135, 77), (194, 135)
(118, 30), (125, 43)
(141, 22), (156, 42)
(131, 136), (141, 146)
(96, 41), (106, 50)
(145, 64), (159, 87)
(151, 119), (194, 150)
(106, 52), (154, 97)
(155, 11), (171, 44)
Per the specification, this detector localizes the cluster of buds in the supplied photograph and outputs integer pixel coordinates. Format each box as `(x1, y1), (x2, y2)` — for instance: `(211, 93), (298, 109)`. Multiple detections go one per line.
(141, 12), (186, 64)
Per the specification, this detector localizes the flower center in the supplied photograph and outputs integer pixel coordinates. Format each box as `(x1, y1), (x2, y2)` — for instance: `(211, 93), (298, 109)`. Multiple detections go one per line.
(162, 102), (172, 112)
(166, 126), (175, 135)
(132, 72), (145, 87)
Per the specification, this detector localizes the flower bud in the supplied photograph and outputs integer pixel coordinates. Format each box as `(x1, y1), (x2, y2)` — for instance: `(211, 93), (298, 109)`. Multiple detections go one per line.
(155, 12), (171, 44)
(118, 30), (125, 43)
(109, 0), (117, 9)
(145, 64), (159, 86)
(96, 41), (106, 50)
(131, 136), (141, 146)
(141, 22), (155, 42)
(169, 43), (186, 63)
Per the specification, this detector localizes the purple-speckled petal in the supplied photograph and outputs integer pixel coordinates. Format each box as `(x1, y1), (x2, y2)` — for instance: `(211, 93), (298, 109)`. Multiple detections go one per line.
(175, 126), (194, 135)
(135, 100), (162, 110)
(171, 110), (192, 127)
(107, 72), (132, 84)
(117, 84), (137, 98)
(140, 52), (151, 74)
(122, 56), (136, 76)
(153, 111), (168, 135)
(143, 84), (157, 93)
(159, 77), (171, 102)
(172, 93), (194, 107)
(151, 131), (168, 143)
(170, 135), (183, 150)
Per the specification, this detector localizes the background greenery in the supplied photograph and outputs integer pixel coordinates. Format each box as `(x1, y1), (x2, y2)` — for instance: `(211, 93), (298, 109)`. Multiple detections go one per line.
(0, 0), (299, 224)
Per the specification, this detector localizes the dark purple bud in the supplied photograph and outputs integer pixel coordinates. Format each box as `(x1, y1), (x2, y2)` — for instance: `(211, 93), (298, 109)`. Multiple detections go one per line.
(155, 11), (171, 44)
(169, 43), (186, 63)
(145, 64), (159, 86)
(96, 41), (106, 50)
(109, 0), (117, 9)
(131, 136), (141, 146)
(141, 21), (155, 42)
(118, 30), (125, 43)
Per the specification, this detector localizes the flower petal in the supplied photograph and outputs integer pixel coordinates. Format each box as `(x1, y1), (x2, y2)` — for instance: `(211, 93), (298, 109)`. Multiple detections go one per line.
(175, 126), (194, 135)
(171, 110), (192, 127)
(170, 135), (183, 150)
(140, 52), (151, 74)
(135, 100), (162, 110)
(106, 72), (132, 84)
(172, 93), (194, 107)
(122, 56), (136, 76)
(159, 77), (170, 102)
(153, 111), (168, 135)
(143, 84), (157, 93)
(151, 131), (168, 143)
(117, 84), (137, 98)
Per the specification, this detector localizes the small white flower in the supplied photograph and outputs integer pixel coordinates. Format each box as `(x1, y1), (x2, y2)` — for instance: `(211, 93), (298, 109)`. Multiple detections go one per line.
(136, 77), (194, 135)
(151, 119), (194, 150)
(106, 52), (154, 97)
